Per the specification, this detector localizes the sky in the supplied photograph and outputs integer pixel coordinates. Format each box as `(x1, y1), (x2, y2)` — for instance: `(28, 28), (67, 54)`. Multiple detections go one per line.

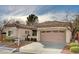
(0, 5), (79, 23)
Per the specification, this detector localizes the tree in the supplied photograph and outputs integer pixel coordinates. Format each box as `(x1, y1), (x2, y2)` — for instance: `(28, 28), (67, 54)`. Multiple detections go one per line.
(74, 15), (79, 31)
(65, 12), (79, 42)
(27, 14), (38, 25)
(0, 19), (13, 41)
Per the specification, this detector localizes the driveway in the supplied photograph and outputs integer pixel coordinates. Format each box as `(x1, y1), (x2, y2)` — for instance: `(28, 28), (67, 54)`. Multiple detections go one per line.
(41, 48), (62, 54)
(0, 47), (62, 54)
(18, 42), (62, 54)
(14, 48), (62, 54)
(0, 45), (16, 54)
(40, 42), (64, 54)
(41, 42), (65, 49)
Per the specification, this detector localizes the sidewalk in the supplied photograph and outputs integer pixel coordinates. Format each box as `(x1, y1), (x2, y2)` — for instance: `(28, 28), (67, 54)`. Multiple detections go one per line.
(41, 48), (62, 54)
(0, 47), (16, 54)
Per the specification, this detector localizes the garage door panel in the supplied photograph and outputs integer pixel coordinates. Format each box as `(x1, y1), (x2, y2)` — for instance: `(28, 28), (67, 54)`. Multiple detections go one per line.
(41, 32), (65, 42)
(40, 31), (66, 48)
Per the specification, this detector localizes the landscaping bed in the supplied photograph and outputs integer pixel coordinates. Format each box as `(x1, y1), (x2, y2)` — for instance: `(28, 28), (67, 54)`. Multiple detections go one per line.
(61, 42), (79, 54)
(0, 41), (32, 48)
(61, 45), (73, 54)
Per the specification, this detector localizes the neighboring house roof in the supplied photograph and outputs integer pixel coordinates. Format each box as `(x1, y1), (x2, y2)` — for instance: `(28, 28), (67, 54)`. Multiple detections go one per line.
(36, 21), (70, 28)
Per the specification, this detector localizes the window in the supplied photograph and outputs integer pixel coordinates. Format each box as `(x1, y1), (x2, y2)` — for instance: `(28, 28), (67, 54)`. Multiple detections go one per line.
(25, 31), (30, 36)
(31, 38), (37, 42)
(32, 30), (37, 36)
(8, 31), (12, 36)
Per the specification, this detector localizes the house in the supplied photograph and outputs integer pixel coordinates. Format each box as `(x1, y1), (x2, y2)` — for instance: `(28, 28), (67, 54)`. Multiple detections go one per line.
(3, 21), (72, 48)
(3, 21), (37, 41)
(36, 21), (72, 48)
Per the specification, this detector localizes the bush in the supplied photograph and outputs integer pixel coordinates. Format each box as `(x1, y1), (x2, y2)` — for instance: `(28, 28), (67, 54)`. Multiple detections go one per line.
(69, 42), (79, 47)
(64, 45), (70, 50)
(5, 36), (15, 42)
(70, 46), (79, 53)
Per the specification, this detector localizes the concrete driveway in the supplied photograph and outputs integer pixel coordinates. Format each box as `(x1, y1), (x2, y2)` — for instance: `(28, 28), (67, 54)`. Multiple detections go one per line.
(19, 42), (62, 54)
(40, 42), (64, 54)
(14, 48), (62, 54)
(0, 47), (62, 54)
(41, 48), (62, 54)
(41, 42), (65, 49)
(0, 46), (16, 54)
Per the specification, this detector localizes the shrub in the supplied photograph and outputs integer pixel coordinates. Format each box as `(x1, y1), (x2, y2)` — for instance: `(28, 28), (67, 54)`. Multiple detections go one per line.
(70, 46), (79, 53)
(69, 42), (79, 47)
(5, 36), (15, 42)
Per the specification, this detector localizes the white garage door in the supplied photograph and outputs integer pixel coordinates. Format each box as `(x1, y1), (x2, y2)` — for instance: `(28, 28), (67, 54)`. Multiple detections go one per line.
(40, 30), (66, 48)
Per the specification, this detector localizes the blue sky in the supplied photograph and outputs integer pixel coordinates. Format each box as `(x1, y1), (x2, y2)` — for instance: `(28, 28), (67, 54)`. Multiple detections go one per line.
(36, 5), (79, 15)
(0, 5), (79, 22)
(0, 5), (79, 15)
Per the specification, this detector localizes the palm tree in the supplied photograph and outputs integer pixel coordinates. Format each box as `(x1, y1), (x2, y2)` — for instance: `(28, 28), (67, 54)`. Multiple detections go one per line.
(27, 14), (38, 25)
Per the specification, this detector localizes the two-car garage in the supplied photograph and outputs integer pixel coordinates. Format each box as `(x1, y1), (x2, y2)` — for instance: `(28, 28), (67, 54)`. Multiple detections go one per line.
(38, 27), (70, 48)
(40, 30), (66, 49)
(37, 21), (71, 49)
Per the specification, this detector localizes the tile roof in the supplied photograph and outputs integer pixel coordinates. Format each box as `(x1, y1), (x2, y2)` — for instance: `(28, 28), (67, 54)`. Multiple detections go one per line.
(36, 21), (70, 28)
(4, 21), (70, 29)
(4, 22), (36, 29)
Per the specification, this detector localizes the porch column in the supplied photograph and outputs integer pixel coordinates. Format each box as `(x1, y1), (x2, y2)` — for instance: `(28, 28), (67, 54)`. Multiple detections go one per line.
(37, 30), (41, 41)
(66, 29), (72, 43)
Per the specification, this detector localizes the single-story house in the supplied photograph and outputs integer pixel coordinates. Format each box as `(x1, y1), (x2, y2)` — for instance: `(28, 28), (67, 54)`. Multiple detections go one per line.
(37, 21), (71, 48)
(3, 22), (37, 41)
(3, 21), (72, 48)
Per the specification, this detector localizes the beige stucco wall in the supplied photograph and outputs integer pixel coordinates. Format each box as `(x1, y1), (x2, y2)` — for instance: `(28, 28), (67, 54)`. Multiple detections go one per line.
(38, 27), (66, 31)
(17, 28), (26, 40)
(66, 29), (72, 43)
(17, 28), (32, 40)
(4, 26), (71, 43)
(37, 30), (40, 41)
(3, 27), (17, 37)
(4, 27), (32, 40)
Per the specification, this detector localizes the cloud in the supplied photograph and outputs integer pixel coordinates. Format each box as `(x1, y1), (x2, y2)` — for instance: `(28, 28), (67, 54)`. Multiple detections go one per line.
(38, 12), (76, 23)
(5, 12), (76, 24)
(0, 5), (77, 24)
(7, 5), (38, 16)
(0, 5), (38, 22)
